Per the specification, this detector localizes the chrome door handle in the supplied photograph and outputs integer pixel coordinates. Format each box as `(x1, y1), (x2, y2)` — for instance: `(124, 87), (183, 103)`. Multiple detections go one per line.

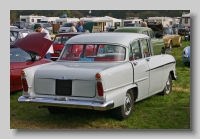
(146, 58), (150, 61)
(133, 61), (138, 66)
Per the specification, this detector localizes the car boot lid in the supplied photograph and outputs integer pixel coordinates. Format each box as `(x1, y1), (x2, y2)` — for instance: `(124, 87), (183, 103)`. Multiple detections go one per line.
(12, 32), (53, 58)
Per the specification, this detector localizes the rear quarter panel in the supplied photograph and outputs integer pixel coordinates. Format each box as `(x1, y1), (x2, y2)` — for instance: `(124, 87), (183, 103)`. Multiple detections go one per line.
(160, 54), (176, 90)
(100, 62), (134, 107)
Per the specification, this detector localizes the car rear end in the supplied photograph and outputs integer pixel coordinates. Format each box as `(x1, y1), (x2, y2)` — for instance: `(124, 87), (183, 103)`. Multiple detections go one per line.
(18, 41), (132, 111)
(58, 23), (72, 33)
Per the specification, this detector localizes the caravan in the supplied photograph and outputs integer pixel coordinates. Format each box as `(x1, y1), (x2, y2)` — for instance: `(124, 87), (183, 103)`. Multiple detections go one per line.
(122, 17), (143, 27)
(147, 17), (173, 27)
(20, 15), (45, 23)
(55, 17), (79, 25)
(40, 17), (60, 24)
(80, 16), (122, 32)
(181, 13), (190, 28)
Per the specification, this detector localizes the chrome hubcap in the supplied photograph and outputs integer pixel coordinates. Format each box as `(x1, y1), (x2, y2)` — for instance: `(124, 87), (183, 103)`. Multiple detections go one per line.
(124, 94), (132, 115)
(165, 77), (171, 94)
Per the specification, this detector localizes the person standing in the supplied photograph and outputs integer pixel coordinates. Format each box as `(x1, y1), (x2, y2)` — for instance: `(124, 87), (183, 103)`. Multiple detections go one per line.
(34, 24), (54, 60)
(76, 21), (83, 32)
(69, 22), (77, 32)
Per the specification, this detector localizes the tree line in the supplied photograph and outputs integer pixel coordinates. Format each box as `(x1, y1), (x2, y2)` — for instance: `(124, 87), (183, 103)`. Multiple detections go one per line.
(10, 10), (190, 22)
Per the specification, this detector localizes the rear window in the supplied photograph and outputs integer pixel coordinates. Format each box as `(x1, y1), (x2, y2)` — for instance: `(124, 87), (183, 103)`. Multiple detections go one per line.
(53, 36), (71, 44)
(62, 23), (72, 27)
(59, 44), (126, 62)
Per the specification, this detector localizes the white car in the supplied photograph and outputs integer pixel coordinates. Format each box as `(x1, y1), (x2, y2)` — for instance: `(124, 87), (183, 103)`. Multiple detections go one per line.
(18, 33), (177, 120)
(58, 23), (72, 33)
(10, 26), (19, 29)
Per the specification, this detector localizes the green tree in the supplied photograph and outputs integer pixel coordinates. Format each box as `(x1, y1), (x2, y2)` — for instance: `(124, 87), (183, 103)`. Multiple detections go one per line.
(56, 10), (71, 17)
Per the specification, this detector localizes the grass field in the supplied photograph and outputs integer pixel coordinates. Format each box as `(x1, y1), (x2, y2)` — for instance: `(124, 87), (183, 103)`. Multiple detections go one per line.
(10, 40), (190, 129)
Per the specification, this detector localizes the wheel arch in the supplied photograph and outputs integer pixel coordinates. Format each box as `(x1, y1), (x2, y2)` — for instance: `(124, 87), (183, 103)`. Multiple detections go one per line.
(130, 87), (138, 101)
(170, 70), (177, 80)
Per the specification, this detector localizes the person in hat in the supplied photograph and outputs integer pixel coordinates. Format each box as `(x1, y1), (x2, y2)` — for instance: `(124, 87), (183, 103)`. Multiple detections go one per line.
(34, 24), (54, 60)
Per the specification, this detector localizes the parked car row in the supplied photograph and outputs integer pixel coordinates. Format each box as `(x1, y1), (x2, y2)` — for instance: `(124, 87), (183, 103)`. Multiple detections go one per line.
(10, 29), (34, 44)
(147, 22), (182, 52)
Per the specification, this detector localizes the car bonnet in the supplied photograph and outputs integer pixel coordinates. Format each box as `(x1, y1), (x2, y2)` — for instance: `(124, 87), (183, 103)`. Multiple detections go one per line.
(12, 32), (53, 58)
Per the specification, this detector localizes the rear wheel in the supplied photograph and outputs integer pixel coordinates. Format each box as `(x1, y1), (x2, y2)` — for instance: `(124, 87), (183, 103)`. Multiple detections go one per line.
(159, 74), (172, 96)
(166, 41), (172, 52)
(179, 38), (182, 47)
(47, 106), (68, 114)
(113, 90), (134, 120)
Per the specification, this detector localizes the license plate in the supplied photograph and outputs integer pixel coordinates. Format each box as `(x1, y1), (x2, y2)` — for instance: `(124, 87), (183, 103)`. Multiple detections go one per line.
(55, 51), (61, 54)
(56, 79), (72, 96)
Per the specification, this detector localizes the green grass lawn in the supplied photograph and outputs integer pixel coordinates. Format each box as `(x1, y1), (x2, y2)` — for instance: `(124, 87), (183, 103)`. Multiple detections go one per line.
(10, 40), (190, 129)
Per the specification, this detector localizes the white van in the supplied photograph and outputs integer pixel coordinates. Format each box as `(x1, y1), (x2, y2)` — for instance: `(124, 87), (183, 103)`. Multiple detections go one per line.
(56, 18), (79, 25)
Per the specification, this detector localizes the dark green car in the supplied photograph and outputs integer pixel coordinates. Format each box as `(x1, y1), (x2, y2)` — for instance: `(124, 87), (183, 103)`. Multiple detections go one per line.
(114, 27), (165, 55)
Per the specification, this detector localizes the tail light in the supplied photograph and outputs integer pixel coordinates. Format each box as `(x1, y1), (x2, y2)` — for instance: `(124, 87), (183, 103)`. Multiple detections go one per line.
(97, 82), (103, 96)
(22, 78), (28, 92)
(183, 50), (186, 54)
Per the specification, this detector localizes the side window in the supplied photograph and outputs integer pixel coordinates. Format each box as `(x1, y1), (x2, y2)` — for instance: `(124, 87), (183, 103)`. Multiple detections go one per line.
(130, 40), (142, 60)
(142, 31), (148, 36)
(149, 31), (155, 39)
(141, 39), (151, 57)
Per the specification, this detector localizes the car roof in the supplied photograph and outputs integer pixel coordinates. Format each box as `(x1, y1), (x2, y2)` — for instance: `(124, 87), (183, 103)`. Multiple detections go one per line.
(10, 29), (33, 32)
(56, 32), (89, 36)
(66, 32), (149, 47)
(115, 27), (152, 33)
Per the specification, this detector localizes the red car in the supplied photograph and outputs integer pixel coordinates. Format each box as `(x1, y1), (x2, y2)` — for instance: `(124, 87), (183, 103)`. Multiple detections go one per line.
(10, 33), (53, 92)
(51, 32), (89, 61)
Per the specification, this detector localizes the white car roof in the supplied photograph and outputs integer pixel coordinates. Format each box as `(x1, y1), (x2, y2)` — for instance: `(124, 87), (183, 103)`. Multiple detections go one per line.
(66, 32), (149, 47)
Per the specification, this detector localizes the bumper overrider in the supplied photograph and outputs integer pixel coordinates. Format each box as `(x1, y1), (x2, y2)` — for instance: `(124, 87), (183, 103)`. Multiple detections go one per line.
(18, 96), (114, 111)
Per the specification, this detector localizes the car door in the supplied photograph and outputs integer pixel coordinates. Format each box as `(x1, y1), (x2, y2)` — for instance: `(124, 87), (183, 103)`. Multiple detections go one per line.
(141, 38), (164, 95)
(129, 39), (150, 100)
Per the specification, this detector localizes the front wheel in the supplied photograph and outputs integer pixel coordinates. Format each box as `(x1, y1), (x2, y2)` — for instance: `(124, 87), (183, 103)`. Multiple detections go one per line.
(159, 74), (172, 96)
(113, 90), (134, 120)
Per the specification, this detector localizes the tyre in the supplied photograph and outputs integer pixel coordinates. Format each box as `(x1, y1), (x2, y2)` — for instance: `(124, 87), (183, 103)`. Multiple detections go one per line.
(159, 74), (172, 96)
(113, 90), (134, 120)
(179, 38), (182, 47)
(47, 106), (68, 114)
(166, 41), (172, 52)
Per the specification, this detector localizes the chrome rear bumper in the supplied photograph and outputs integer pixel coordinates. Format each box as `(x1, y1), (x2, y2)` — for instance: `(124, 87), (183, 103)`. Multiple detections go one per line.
(18, 96), (114, 111)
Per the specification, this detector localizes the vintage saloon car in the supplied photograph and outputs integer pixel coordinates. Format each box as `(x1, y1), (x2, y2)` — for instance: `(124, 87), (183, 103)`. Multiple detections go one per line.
(18, 33), (177, 120)
(114, 27), (165, 54)
(147, 22), (182, 52)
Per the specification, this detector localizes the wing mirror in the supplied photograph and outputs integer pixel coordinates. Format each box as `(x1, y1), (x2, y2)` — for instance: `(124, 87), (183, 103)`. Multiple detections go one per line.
(32, 55), (41, 61)
(35, 55), (41, 61)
